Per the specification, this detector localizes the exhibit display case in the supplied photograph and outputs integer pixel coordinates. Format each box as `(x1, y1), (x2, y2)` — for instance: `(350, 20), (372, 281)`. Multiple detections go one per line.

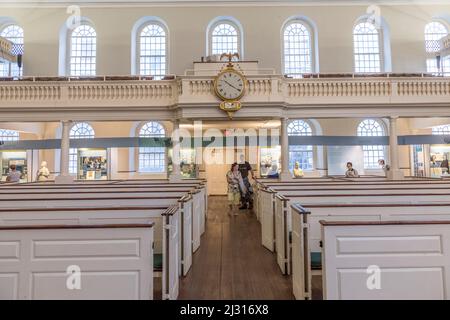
(77, 149), (108, 180)
(0, 150), (27, 182)
(259, 146), (281, 178)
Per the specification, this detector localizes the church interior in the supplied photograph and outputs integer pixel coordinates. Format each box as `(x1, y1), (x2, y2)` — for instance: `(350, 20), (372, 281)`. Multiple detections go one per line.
(1, 0), (450, 302)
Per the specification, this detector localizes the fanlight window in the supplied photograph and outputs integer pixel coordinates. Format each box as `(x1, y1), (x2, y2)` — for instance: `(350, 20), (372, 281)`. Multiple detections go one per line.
(288, 120), (313, 170)
(357, 119), (385, 169)
(211, 22), (239, 57)
(0, 25), (24, 77)
(0, 129), (19, 142)
(353, 22), (381, 73)
(425, 22), (449, 74)
(69, 123), (95, 175)
(70, 25), (96, 76)
(283, 22), (312, 78)
(432, 125), (450, 135)
(139, 24), (167, 80)
(139, 122), (166, 173)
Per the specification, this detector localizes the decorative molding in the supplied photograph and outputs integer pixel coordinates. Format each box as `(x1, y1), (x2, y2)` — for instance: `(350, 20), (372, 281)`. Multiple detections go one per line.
(0, 74), (450, 120)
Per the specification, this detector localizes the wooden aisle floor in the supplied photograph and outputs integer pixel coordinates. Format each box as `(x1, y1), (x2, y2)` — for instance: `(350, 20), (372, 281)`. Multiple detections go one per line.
(178, 196), (294, 300)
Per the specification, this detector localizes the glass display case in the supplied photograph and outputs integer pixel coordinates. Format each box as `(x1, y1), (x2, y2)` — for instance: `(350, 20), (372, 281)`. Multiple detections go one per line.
(259, 146), (281, 178)
(77, 149), (108, 180)
(1, 151), (27, 182)
(180, 148), (197, 178)
(429, 145), (450, 178)
(168, 148), (198, 178)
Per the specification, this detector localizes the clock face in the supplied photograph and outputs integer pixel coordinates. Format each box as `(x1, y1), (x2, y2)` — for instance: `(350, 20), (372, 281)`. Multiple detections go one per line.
(215, 70), (245, 101)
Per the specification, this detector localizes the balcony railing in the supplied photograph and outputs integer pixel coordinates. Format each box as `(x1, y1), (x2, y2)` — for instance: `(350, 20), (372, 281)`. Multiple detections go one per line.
(0, 73), (448, 109)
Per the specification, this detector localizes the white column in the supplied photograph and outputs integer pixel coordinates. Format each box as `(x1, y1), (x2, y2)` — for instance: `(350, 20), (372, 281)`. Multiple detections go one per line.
(55, 120), (74, 183)
(280, 117), (292, 180)
(169, 119), (183, 182)
(388, 116), (404, 180)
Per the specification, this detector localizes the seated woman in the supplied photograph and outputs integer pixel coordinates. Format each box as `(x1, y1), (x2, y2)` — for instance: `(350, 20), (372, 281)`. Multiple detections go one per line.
(293, 161), (304, 178)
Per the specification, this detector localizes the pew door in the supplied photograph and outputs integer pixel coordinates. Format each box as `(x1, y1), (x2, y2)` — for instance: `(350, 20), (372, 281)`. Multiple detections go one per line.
(181, 200), (193, 276)
(261, 190), (275, 252)
(275, 197), (287, 274)
(291, 211), (310, 300)
(162, 211), (180, 300)
(192, 194), (201, 252)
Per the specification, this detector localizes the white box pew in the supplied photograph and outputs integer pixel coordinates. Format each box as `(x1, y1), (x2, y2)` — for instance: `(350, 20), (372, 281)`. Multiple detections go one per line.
(272, 191), (450, 274)
(0, 223), (155, 300)
(321, 220), (450, 300)
(269, 185), (450, 195)
(0, 187), (206, 247)
(290, 202), (450, 300)
(0, 204), (183, 299)
(256, 180), (450, 220)
(0, 194), (197, 271)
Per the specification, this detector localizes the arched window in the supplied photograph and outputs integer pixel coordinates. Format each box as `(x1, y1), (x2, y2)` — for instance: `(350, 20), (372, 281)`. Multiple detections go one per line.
(210, 21), (240, 57)
(139, 23), (167, 79)
(357, 119), (385, 169)
(425, 22), (449, 74)
(0, 25), (24, 77)
(353, 22), (381, 73)
(0, 129), (19, 142)
(288, 120), (313, 170)
(283, 21), (312, 78)
(139, 122), (166, 173)
(432, 125), (450, 135)
(69, 122), (95, 175)
(70, 24), (96, 76)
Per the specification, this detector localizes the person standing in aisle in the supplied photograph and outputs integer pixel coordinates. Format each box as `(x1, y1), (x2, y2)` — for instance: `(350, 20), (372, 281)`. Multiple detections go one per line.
(238, 154), (255, 210)
(226, 162), (247, 216)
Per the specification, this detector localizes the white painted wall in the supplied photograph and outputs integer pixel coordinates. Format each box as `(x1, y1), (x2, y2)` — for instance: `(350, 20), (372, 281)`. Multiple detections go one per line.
(0, 3), (449, 77)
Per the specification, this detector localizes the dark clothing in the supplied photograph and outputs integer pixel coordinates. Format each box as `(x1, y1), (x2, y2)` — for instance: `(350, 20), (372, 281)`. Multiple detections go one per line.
(238, 161), (252, 178)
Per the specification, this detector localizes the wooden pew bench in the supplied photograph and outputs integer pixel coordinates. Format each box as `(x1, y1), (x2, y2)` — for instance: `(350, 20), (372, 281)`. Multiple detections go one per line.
(0, 204), (183, 299)
(0, 224), (155, 300)
(0, 192), (204, 252)
(0, 183), (208, 237)
(290, 203), (450, 300)
(321, 220), (450, 300)
(263, 190), (450, 271)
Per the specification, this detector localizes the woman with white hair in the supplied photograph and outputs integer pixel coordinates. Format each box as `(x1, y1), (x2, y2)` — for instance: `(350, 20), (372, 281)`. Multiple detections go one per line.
(36, 161), (50, 181)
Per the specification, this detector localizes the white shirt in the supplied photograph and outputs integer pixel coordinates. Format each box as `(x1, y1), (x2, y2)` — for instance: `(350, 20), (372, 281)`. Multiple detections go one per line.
(7, 170), (21, 182)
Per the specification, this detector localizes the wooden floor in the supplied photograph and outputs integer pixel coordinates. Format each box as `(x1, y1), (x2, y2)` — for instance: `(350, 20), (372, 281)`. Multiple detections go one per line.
(179, 196), (294, 300)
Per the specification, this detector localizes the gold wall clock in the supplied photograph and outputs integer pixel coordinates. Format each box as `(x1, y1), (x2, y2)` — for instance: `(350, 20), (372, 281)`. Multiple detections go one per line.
(213, 53), (247, 118)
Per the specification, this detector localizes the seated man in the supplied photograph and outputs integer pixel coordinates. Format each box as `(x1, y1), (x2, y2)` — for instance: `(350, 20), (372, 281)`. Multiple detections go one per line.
(345, 162), (359, 178)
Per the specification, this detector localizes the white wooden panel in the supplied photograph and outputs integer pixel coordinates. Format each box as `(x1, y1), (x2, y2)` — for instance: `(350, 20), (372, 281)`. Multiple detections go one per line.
(291, 210), (311, 300)
(163, 211), (180, 300)
(275, 197), (287, 274)
(337, 236), (442, 254)
(336, 268), (444, 300)
(0, 227), (154, 300)
(322, 224), (450, 300)
(181, 200), (193, 276)
(261, 191), (274, 252)
(0, 242), (20, 259)
(0, 274), (18, 299)
(192, 195), (201, 253)
(31, 272), (141, 300)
